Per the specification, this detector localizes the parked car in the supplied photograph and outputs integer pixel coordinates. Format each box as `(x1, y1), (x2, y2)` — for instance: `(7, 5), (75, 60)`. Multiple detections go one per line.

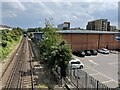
(68, 58), (84, 69)
(84, 50), (92, 56)
(77, 51), (85, 57)
(97, 48), (110, 54)
(116, 48), (120, 52)
(90, 49), (98, 55)
(72, 51), (79, 56)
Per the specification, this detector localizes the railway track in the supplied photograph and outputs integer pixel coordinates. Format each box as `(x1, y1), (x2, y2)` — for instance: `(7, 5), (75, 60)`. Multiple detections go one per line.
(1, 37), (23, 78)
(2, 36), (34, 89)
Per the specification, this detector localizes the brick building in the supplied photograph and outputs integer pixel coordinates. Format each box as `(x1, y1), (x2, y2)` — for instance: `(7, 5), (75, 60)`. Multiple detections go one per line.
(58, 22), (70, 30)
(33, 30), (120, 51)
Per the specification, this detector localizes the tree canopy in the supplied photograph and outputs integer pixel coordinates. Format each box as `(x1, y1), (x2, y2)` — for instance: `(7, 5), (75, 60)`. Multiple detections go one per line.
(38, 18), (72, 77)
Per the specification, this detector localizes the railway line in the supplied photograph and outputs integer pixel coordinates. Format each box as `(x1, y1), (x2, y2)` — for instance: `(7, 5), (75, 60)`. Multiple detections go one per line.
(1, 36), (34, 89)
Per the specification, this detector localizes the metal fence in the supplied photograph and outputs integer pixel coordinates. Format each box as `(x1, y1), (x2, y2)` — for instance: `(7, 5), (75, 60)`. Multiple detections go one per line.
(66, 66), (112, 90)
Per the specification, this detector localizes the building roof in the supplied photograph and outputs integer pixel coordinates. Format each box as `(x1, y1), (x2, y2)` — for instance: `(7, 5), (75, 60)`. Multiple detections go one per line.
(88, 19), (108, 22)
(34, 30), (120, 34)
(0, 25), (11, 28)
(58, 30), (120, 34)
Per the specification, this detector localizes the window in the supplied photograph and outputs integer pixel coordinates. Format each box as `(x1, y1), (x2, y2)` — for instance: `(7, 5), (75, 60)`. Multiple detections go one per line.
(71, 61), (80, 64)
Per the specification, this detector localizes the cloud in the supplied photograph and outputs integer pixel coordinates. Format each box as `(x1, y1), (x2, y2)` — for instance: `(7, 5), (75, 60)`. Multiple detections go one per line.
(2, 2), (118, 29)
(7, 1), (26, 11)
(1, 0), (120, 2)
(37, 2), (55, 15)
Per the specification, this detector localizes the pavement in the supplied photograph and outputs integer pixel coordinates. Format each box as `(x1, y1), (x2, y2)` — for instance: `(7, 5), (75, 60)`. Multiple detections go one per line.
(74, 52), (119, 88)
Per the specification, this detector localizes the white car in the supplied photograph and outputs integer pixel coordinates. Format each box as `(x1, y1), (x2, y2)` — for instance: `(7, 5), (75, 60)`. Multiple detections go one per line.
(98, 48), (110, 54)
(68, 58), (84, 69)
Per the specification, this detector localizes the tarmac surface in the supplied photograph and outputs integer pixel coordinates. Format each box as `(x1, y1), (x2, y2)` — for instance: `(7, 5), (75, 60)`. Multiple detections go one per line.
(75, 52), (119, 88)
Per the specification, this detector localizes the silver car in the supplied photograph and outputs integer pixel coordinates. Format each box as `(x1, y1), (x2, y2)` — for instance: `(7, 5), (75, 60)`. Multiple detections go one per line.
(98, 48), (110, 54)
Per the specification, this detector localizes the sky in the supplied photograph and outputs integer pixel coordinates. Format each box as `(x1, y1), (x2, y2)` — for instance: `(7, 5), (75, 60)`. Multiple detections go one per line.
(1, 0), (120, 29)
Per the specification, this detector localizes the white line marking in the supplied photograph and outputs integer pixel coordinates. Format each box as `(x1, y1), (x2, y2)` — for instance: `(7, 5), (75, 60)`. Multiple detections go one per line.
(89, 60), (99, 65)
(102, 80), (114, 83)
(83, 64), (118, 83)
(90, 73), (100, 76)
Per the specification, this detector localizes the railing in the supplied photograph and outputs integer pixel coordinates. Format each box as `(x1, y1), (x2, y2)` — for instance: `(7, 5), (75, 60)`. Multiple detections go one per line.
(65, 66), (112, 90)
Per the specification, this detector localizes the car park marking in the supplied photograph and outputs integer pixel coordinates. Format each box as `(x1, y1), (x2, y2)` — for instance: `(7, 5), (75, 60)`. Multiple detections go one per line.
(89, 60), (99, 65)
(102, 80), (114, 83)
(89, 73), (100, 76)
(103, 55), (109, 56)
(83, 64), (118, 83)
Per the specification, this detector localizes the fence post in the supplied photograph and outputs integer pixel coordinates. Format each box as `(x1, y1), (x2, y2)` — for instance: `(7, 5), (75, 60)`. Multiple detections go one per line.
(70, 64), (72, 82)
(77, 68), (78, 89)
(85, 73), (87, 88)
(97, 81), (99, 90)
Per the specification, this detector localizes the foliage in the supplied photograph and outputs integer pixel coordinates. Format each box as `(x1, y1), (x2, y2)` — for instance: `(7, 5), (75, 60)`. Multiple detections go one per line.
(27, 27), (42, 32)
(2, 41), (7, 47)
(38, 18), (72, 77)
(0, 27), (22, 60)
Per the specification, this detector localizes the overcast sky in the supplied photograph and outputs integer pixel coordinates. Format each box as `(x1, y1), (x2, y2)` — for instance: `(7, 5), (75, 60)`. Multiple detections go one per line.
(1, 0), (120, 29)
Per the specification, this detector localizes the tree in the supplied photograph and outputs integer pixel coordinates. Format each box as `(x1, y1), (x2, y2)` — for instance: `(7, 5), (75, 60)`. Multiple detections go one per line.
(38, 18), (72, 79)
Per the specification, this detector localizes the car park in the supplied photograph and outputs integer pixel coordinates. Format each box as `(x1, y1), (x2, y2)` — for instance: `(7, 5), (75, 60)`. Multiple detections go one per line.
(77, 51), (85, 57)
(97, 48), (110, 54)
(84, 50), (92, 56)
(116, 48), (120, 52)
(68, 58), (84, 69)
(72, 51), (78, 56)
(90, 49), (98, 55)
(72, 51), (85, 57)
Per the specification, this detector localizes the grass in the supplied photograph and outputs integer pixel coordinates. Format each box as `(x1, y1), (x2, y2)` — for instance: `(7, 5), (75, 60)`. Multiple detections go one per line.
(0, 36), (22, 63)
(36, 84), (48, 89)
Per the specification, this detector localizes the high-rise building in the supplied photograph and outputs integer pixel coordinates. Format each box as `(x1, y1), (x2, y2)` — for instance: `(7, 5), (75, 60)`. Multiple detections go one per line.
(58, 22), (70, 30)
(110, 26), (118, 32)
(86, 19), (109, 31)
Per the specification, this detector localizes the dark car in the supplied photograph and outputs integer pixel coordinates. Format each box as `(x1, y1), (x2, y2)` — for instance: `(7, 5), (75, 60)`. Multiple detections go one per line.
(84, 50), (92, 56)
(72, 51), (79, 56)
(90, 50), (98, 55)
(116, 48), (120, 52)
(77, 51), (85, 57)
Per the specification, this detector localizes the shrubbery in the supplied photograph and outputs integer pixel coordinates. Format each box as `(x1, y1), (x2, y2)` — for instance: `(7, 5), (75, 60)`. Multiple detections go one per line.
(0, 27), (22, 61)
(2, 41), (7, 47)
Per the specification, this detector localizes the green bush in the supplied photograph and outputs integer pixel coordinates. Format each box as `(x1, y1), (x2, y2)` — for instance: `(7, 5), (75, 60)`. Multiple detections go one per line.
(0, 27), (22, 60)
(2, 41), (7, 47)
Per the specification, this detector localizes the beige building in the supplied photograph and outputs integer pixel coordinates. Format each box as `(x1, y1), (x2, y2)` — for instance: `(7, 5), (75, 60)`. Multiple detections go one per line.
(110, 26), (118, 32)
(86, 19), (110, 31)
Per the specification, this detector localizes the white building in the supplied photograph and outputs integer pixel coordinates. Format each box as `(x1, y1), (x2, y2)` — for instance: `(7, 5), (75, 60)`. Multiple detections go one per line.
(0, 25), (12, 30)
